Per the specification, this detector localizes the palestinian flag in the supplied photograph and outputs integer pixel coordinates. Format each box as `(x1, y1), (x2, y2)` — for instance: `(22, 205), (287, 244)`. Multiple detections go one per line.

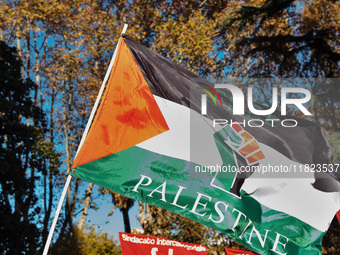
(70, 35), (340, 254)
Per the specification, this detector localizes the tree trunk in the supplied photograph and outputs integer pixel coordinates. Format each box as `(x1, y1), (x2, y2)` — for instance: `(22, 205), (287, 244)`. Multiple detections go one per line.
(61, 78), (74, 231)
(137, 201), (146, 228)
(42, 86), (56, 243)
(122, 207), (131, 233)
(78, 182), (94, 229)
(16, 27), (22, 58)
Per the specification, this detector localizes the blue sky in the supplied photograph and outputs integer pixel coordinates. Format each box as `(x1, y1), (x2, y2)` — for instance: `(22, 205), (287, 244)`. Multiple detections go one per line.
(73, 183), (142, 242)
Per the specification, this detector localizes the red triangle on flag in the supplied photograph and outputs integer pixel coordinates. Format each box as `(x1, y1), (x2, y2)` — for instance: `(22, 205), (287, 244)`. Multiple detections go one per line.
(72, 39), (169, 168)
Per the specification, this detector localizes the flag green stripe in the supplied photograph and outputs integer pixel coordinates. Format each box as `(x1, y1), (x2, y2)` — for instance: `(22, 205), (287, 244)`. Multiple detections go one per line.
(71, 146), (324, 255)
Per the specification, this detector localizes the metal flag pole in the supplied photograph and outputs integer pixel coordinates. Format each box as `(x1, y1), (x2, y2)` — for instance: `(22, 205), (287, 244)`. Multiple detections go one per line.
(42, 23), (128, 255)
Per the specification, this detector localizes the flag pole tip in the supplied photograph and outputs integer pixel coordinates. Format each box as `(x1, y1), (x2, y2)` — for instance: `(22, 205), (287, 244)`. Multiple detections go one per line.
(121, 24), (129, 36)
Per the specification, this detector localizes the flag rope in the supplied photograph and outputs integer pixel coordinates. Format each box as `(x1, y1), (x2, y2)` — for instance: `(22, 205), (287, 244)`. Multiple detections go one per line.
(42, 23), (128, 255)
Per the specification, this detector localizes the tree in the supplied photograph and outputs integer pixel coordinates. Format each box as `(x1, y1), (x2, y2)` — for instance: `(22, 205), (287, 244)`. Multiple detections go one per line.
(219, 0), (340, 78)
(50, 224), (122, 255)
(77, 225), (122, 255)
(100, 188), (135, 234)
(0, 41), (58, 254)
